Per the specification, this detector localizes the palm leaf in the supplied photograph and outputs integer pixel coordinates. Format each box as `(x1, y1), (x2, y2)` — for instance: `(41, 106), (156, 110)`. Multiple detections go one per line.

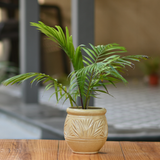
(2, 72), (78, 107)
(2, 21), (148, 109)
(76, 44), (148, 108)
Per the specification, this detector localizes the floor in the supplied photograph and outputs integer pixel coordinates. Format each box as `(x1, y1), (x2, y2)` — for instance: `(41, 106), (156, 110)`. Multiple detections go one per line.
(0, 112), (41, 139)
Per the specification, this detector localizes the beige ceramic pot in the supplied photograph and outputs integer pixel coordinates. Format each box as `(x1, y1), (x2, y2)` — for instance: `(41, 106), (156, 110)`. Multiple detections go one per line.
(64, 107), (108, 154)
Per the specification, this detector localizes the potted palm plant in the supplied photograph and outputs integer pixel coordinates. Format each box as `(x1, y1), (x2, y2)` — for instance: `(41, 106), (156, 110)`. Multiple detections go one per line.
(2, 21), (148, 154)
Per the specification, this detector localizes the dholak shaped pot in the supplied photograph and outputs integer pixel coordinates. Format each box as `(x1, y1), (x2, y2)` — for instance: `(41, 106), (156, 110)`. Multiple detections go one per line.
(64, 107), (108, 154)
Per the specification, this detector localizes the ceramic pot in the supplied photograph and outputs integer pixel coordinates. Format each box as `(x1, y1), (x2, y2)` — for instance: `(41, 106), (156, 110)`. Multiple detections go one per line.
(64, 107), (108, 154)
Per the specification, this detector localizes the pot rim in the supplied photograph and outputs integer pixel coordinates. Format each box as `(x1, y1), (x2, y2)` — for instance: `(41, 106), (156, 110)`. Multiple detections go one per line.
(66, 107), (107, 116)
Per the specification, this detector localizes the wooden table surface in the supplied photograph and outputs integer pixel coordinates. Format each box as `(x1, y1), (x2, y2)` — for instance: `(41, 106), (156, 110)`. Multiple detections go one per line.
(0, 140), (160, 160)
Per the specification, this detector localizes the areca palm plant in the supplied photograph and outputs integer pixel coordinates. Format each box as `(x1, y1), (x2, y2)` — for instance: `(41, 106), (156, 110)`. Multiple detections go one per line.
(2, 21), (148, 109)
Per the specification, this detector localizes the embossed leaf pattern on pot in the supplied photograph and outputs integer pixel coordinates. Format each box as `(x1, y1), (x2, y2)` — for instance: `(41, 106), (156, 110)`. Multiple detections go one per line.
(64, 116), (108, 139)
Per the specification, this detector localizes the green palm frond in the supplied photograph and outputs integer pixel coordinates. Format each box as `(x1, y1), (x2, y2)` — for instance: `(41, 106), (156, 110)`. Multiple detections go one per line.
(2, 72), (78, 107)
(31, 21), (85, 107)
(72, 44), (148, 108)
(30, 22), (84, 71)
(2, 21), (148, 109)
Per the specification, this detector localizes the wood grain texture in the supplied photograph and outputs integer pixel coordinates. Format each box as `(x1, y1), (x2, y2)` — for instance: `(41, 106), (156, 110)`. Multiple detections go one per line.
(0, 140), (58, 160)
(58, 141), (125, 160)
(0, 140), (160, 160)
(120, 142), (160, 160)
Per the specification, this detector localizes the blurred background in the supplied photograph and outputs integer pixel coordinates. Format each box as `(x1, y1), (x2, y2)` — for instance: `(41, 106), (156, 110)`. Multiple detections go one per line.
(0, 0), (159, 141)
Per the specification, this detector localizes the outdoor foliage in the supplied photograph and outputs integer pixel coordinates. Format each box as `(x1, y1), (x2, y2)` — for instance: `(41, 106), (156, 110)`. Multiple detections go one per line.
(139, 57), (159, 75)
(2, 21), (148, 109)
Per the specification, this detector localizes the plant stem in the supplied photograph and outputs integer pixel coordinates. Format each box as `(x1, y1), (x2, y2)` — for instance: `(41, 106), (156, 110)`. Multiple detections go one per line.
(84, 70), (94, 109)
(80, 95), (84, 109)
(77, 77), (84, 109)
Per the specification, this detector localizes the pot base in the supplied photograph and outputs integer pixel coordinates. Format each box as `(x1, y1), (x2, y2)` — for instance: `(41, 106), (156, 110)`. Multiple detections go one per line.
(73, 151), (98, 154)
(66, 138), (107, 154)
